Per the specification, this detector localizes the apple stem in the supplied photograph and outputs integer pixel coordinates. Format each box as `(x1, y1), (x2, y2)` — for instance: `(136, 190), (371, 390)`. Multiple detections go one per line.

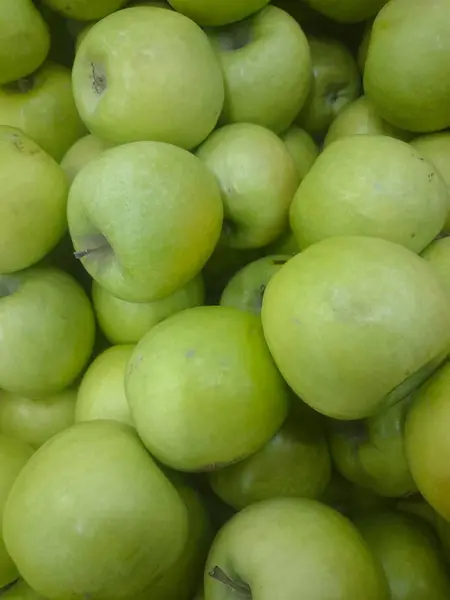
(73, 244), (109, 260)
(209, 566), (251, 597)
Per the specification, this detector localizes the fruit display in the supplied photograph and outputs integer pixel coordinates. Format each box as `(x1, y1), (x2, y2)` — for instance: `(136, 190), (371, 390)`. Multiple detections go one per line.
(2, 1), (450, 599)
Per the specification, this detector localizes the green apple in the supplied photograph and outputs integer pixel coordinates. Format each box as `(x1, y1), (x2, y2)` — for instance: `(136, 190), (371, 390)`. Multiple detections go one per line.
(321, 471), (394, 518)
(0, 267), (95, 398)
(209, 400), (331, 510)
(328, 396), (417, 497)
(75, 345), (134, 427)
(0, 126), (69, 274)
(290, 135), (448, 253)
(422, 237), (450, 298)
(0, 0), (50, 84)
(140, 479), (213, 600)
(73, 7), (224, 149)
(364, 0), (450, 132)
(168, 0), (270, 26)
(280, 126), (319, 182)
(0, 61), (86, 161)
(220, 255), (291, 314)
(261, 236), (450, 420)
(207, 6), (311, 134)
(41, 0), (128, 20)
(61, 134), (113, 184)
(92, 275), (205, 345)
(126, 306), (290, 471)
(411, 132), (450, 231)
(0, 389), (76, 449)
(324, 96), (411, 147)
(297, 36), (360, 138)
(354, 511), (450, 599)
(0, 435), (34, 588)
(205, 498), (389, 599)
(3, 420), (189, 599)
(405, 361), (450, 521)
(68, 141), (223, 303)
(301, 0), (387, 23)
(1, 579), (46, 600)
(196, 123), (299, 249)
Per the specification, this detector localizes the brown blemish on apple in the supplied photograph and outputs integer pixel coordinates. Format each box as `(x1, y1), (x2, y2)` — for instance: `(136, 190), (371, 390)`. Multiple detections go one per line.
(90, 62), (107, 95)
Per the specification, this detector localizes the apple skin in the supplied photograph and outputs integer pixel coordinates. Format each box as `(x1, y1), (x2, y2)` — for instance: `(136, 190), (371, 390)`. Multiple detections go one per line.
(204, 498), (389, 600)
(92, 275), (205, 345)
(207, 6), (311, 134)
(196, 123), (299, 250)
(125, 306), (290, 472)
(137, 478), (213, 600)
(422, 238), (450, 298)
(354, 511), (450, 600)
(0, 267), (96, 398)
(0, 435), (34, 588)
(301, 0), (387, 23)
(411, 133), (450, 232)
(209, 400), (331, 510)
(0, 0), (50, 84)
(297, 36), (360, 138)
(168, 0), (270, 26)
(0, 126), (69, 274)
(60, 134), (113, 185)
(41, 0), (128, 20)
(220, 255), (291, 315)
(324, 96), (411, 147)
(0, 389), (76, 449)
(290, 135), (448, 253)
(68, 141), (223, 303)
(328, 396), (417, 498)
(364, 0), (450, 133)
(0, 62), (86, 161)
(405, 361), (450, 521)
(280, 126), (319, 183)
(3, 420), (189, 600)
(75, 345), (135, 427)
(73, 7), (224, 149)
(261, 236), (450, 420)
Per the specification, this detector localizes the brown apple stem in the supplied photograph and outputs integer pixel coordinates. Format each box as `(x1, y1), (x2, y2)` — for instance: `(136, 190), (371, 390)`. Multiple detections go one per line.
(74, 245), (110, 260)
(209, 566), (251, 597)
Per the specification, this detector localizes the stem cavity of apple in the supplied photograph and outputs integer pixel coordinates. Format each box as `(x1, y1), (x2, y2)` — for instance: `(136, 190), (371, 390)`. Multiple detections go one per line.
(73, 242), (111, 261)
(209, 566), (252, 598)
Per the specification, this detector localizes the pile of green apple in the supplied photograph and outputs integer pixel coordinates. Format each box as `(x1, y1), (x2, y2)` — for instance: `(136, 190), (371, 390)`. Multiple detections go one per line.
(3, 0), (450, 599)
